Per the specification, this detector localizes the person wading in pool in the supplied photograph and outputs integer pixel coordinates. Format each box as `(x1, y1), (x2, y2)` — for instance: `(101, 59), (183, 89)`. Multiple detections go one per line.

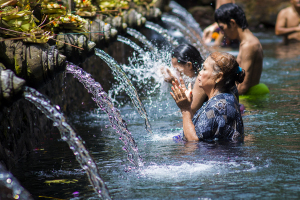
(202, 0), (236, 45)
(162, 44), (207, 116)
(275, 0), (300, 44)
(215, 3), (263, 95)
(170, 52), (245, 142)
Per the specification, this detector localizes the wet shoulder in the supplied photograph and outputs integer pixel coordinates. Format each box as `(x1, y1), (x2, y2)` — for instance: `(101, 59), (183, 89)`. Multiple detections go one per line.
(240, 37), (263, 59)
(242, 37), (262, 51)
(279, 6), (293, 16)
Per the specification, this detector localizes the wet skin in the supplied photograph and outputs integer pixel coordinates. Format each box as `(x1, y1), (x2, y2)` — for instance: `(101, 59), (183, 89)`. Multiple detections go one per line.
(217, 20), (263, 95)
(170, 56), (222, 141)
(275, 0), (300, 43)
(162, 57), (207, 116)
(202, 0), (235, 45)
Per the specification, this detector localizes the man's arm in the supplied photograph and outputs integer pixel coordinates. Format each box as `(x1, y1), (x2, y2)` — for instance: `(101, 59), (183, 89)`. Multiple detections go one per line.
(237, 43), (258, 95)
(275, 9), (300, 35)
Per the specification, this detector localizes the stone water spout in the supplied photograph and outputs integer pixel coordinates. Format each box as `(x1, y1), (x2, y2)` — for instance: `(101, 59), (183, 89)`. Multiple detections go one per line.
(136, 5), (162, 22)
(103, 15), (128, 33)
(0, 66), (26, 105)
(0, 39), (66, 86)
(84, 17), (118, 45)
(55, 32), (96, 63)
(122, 8), (147, 28)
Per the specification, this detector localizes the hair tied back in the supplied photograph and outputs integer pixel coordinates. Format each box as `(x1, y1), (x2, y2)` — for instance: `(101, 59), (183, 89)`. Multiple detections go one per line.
(236, 66), (242, 74)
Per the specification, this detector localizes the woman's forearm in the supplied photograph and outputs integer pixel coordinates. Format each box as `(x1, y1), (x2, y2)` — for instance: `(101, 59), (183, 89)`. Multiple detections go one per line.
(181, 110), (199, 141)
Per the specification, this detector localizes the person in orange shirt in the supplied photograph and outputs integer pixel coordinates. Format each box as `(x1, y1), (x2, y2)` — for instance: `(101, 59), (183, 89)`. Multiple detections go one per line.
(203, 0), (235, 45)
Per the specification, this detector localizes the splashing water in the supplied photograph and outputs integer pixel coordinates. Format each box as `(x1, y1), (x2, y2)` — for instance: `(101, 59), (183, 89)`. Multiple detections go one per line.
(66, 63), (142, 168)
(145, 21), (179, 47)
(117, 35), (145, 54)
(121, 50), (171, 96)
(161, 14), (210, 59)
(0, 164), (33, 200)
(126, 28), (156, 51)
(94, 48), (152, 134)
(169, 1), (203, 38)
(23, 86), (111, 200)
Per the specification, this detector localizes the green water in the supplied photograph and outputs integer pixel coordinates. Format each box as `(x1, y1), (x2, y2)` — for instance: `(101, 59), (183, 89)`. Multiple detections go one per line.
(13, 31), (300, 199)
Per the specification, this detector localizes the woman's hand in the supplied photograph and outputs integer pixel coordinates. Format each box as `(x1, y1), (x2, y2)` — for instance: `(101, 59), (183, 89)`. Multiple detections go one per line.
(161, 67), (177, 83)
(170, 78), (193, 111)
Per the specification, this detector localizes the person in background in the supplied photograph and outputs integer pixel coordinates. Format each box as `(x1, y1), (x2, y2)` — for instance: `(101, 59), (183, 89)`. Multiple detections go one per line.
(215, 3), (264, 95)
(202, 0), (235, 46)
(170, 52), (245, 142)
(275, 0), (300, 44)
(162, 44), (206, 115)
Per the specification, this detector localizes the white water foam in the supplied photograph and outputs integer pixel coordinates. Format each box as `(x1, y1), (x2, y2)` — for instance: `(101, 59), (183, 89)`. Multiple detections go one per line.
(139, 162), (213, 181)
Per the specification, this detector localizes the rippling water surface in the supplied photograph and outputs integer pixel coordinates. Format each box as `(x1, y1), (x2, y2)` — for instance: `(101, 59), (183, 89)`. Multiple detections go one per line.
(14, 31), (300, 199)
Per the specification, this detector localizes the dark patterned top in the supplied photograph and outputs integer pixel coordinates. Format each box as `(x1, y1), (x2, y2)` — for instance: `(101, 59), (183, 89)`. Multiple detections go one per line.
(190, 92), (244, 142)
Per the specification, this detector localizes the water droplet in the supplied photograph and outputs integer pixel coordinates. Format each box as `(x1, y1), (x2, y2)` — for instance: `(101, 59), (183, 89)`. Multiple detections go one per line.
(62, 136), (67, 141)
(6, 178), (12, 184)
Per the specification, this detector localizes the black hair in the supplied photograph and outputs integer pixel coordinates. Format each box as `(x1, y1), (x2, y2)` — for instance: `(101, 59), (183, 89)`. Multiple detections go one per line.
(172, 44), (204, 73)
(214, 3), (248, 30)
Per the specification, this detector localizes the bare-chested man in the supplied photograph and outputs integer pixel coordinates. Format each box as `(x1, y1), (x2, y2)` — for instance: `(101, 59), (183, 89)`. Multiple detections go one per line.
(215, 3), (263, 94)
(203, 0), (235, 45)
(275, 0), (300, 44)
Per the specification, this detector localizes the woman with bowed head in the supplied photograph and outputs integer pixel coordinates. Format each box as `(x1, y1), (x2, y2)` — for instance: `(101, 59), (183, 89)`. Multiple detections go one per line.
(170, 52), (245, 142)
(163, 44), (203, 84)
(162, 44), (207, 116)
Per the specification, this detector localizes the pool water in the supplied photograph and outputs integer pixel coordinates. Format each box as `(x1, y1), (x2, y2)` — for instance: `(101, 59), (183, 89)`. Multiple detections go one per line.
(13, 31), (300, 199)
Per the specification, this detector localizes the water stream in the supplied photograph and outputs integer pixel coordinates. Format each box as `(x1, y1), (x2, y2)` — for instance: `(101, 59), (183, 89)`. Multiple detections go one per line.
(8, 4), (300, 200)
(117, 35), (145, 54)
(169, 0), (203, 37)
(95, 48), (152, 135)
(161, 14), (210, 58)
(66, 63), (141, 167)
(23, 86), (111, 200)
(145, 21), (179, 47)
(126, 28), (156, 51)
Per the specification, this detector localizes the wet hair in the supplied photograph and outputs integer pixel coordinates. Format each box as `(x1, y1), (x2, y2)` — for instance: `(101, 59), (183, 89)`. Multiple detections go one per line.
(172, 44), (204, 73)
(215, 3), (248, 30)
(210, 51), (245, 91)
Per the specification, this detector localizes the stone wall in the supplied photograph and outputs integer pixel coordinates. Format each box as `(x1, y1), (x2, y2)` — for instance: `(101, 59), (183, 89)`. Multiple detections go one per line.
(236, 0), (290, 27)
(174, 0), (290, 28)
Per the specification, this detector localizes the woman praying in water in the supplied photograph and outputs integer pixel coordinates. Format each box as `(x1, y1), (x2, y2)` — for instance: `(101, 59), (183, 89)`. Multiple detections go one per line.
(162, 44), (208, 116)
(171, 52), (245, 142)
